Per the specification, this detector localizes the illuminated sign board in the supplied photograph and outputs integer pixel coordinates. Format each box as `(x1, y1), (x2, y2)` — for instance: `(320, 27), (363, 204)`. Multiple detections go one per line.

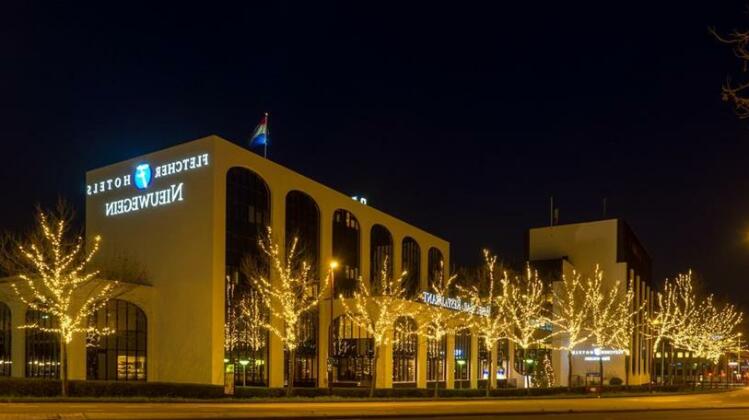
(421, 291), (490, 317)
(571, 348), (626, 362)
(87, 153), (209, 217)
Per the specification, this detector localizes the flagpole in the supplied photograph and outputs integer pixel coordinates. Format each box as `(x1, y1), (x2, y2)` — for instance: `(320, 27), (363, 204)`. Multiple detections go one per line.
(264, 112), (269, 159)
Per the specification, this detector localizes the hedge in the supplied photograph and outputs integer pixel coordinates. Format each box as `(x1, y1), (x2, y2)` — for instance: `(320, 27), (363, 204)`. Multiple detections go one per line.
(0, 377), (700, 399)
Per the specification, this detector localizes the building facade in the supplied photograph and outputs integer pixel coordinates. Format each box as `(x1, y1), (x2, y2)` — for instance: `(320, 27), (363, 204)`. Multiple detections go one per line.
(528, 218), (654, 386)
(0, 135), (509, 389)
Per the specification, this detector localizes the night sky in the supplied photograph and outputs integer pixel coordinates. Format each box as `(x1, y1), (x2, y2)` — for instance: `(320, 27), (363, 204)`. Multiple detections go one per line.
(2, 2), (749, 310)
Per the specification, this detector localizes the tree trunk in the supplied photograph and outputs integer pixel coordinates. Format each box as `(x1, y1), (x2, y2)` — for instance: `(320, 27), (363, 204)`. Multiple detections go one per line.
(60, 340), (68, 397)
(369, 346), (379, 398)
(599, 352), (604, 389)
(660, 341), (665, 386)
(486, 351), (493, 397)
(286, 349), (295, 397)
(567, 351), (573, 391)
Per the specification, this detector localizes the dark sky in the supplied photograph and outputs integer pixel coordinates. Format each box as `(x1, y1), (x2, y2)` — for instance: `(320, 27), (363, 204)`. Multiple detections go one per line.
(2, 2), (749, 309)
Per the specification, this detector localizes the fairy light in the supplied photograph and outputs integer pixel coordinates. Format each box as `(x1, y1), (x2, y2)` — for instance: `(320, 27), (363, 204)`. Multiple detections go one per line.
(457, 250), (509, 395)
(340, 256), (413, 397)
(7, 208), (117, 396)
(497, 262), (554, 388)
(417, 262), (465, 396)
(550, 270), (593, 387)
(245, 227), (329, 395)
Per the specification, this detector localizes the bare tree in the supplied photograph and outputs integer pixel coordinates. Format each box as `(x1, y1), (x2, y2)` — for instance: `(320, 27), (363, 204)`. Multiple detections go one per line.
(0, 204), (118, 396)
(340, 257), (415, 397)
(711, 21), (749, 118)
(551, 270), (592, 389)
(242, 227), (328, 396)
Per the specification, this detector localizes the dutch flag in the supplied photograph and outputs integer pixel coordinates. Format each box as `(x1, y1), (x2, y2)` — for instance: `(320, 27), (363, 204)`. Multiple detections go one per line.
(250, 113), (269, 148)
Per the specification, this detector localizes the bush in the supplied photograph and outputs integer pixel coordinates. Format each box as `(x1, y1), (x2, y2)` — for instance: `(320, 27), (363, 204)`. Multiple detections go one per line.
(0, 377), (224, 399)
(609, 377), (623, 386)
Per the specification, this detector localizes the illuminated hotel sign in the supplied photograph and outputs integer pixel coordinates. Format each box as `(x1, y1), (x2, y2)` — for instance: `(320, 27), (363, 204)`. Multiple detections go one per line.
(571, 348), (626, 362)
(421, 291), (490, 317)
(87, 153), (210, 217)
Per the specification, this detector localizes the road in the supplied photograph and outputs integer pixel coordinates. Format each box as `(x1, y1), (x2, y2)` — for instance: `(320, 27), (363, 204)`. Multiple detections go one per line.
(2, 388), (749, 419)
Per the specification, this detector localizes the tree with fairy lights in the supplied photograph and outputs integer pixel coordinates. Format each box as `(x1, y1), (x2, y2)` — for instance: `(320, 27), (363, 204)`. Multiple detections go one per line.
(458, 250), (508, 396)
(340, 257), (414, 397)
(497, 264), (554, 389)
(584, 266), (640, 386)
(242, 227), (328, 396)
(0, 205), (118, 396)
(417, 263), (465, 397)
(551, 270), (592, 389)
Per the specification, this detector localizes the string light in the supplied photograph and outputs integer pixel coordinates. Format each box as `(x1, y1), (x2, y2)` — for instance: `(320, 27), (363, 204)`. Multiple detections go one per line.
(7, 208), (117, 396)
(340, 256), (414, 397)
(244, 227), (328, 395)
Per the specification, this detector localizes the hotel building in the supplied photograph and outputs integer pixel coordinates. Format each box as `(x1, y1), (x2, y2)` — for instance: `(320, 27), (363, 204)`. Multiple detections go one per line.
(0, 135), (508, 390)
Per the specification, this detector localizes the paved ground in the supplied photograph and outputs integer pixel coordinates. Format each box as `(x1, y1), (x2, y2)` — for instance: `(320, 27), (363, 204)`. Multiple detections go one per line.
(2, 388), (749, 419)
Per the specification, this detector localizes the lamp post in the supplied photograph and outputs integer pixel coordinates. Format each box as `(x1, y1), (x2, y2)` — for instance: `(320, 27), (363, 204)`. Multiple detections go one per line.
(328, 260), (339, 394)
(239, 359), (250, 387)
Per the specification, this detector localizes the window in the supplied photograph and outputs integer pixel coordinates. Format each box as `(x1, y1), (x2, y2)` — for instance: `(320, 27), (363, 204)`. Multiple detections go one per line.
(284, 190), (321, 387)
(393, 317), (417, 385)
(454, 329), (471, 386)
(225, 167), (271, 386)
(370, 225), (393, 293)
(333, 209), (360, 298)
(86, 299), (147, 381)
(427, 248), (443, 290)
(0, 302), (10, 376)
(25, 310), (59, 378)
(331, 316), (374, 385)
(426, 327), (446, 383)
(401, 237), (420, 299)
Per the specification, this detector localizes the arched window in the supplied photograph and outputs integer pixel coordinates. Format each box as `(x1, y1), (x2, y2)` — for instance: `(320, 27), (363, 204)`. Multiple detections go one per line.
(0, 302), (10, 376)
(427, 247), (444, 290)
(225, 167), (271, 386)
(392, 317), (417, 385)
(370, 224), (393, 293)
(284, 190), (320, 387)
(25, 310), (59, 378)
(332, 209), (360, 298)
(426, 327), (446, 384)
(86, 299), (147, 381)
(401, 237), (420, 299)
(331, 315), (374, 386)
(454, 329), (471, 387)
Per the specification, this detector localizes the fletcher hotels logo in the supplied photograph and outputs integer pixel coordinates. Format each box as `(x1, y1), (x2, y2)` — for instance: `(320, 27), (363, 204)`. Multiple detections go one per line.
(86, 152), (210, 217)
(134, 164), (152, 190)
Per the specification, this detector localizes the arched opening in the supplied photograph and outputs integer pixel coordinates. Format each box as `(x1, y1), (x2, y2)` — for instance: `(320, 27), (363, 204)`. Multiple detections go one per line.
(332, 209), (360, 298)
(86, 299), (147, 381)
(225, 167), (271, 386)
(427, 247), (444, 290)
(426, 326), (446, 386)
(370, 224), (393, 293)
(284, 190), (321, 387)
(454, 328), (471, 388)
(0, 302), (10, 376)
(331, 315), (374, 386)
(25, 310), (59, 378)
(392, 316), (417, 386)
(400, 237), (420, 299)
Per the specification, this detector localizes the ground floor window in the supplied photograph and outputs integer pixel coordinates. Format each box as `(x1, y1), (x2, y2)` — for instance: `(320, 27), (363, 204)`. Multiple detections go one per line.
(332, 316), (374, 385)
(86, 299), (147, 381)
(226, 273), (269, 386)
(25, 310), (59, 378)
(454, 329), (471, 386)
(392, 317), (417, 385)
(426, 331), (446, 383)
(0, 303), (10, 376)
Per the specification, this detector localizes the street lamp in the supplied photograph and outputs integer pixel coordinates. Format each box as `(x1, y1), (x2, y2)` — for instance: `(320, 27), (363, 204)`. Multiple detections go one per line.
(239, 359), (250, 387)
(328, 260), (339, 394)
